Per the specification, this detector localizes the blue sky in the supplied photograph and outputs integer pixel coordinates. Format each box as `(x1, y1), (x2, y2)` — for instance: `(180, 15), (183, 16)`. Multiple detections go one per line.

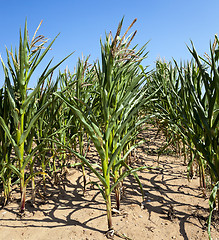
(1, 0), (219, 87)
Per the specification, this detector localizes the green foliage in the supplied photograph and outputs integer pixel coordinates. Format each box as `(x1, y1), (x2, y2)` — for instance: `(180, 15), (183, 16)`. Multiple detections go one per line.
(0, 18), (218, 239)
(0, 20), (72, 211)
(55, 18), (153, 232)
(152, 36), (219, 239)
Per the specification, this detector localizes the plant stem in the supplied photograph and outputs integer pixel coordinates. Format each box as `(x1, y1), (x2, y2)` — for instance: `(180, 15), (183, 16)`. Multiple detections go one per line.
(20, 183), (26, 213)
(103, 136), (113, 230)
(106, 191), (113, 230)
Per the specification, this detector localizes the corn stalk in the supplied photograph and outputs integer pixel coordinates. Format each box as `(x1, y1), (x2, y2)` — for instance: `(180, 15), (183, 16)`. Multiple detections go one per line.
(55, 19), (154, 235)
(0, 20), (72, 212)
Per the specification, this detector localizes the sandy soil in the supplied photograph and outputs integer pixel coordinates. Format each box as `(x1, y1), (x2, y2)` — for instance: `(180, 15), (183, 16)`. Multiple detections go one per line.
(0, 127), (218, 240)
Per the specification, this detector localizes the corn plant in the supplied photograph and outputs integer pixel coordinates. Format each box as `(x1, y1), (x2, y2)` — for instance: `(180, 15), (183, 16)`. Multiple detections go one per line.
(0, 85), (15, 206)
(54, 19), (154, 236)
(69, 57), (95, 192)
(29, 76), (62, 198)
(175, 38), (219, 239)
(57, 58), (97, 193)
(0, 20), (72, 212)
(152, 37), (218, 239)
(149, 61), (186, 159)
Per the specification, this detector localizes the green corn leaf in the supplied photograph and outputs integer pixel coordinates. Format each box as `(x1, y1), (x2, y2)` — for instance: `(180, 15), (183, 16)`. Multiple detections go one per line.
(1, 59), (19, 126)
(19, 99), (52, 146)
(5, 48), (17, 83)
(19, 28), (25, 88)
(23, 20), (29, 70)
(0, 116), (21, 160)
(21, 140), (54, 171)
(55, 92), (106, 161)
(110, 165), (148, 194)
(107, 118), (146, 174)
(7, 163), (22, 179)
(114, 140), (145, 171)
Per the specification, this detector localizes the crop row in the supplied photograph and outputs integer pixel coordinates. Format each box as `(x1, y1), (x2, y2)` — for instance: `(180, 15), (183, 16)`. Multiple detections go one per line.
(0, 19), (218, 239)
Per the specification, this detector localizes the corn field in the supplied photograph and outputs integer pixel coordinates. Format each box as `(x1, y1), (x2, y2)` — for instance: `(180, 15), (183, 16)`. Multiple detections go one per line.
(0, 19), (218, 239)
